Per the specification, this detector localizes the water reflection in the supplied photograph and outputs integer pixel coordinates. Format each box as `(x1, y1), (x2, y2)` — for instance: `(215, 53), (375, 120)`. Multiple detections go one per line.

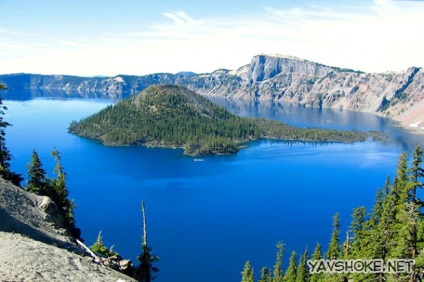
(3, 88), (120, 101)
(209, 97), (424, 151)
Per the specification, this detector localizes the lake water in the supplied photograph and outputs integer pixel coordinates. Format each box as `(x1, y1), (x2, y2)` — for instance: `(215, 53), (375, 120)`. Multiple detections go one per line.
(4, 95), (424, 282)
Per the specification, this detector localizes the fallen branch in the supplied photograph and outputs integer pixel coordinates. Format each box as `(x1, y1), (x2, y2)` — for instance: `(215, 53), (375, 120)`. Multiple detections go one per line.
(76, 239), (100, 262)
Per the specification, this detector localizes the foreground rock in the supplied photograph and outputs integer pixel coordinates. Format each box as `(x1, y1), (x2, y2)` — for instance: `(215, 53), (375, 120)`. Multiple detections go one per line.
(0, 177), (74, 248)
(0, 178), (136, 281)
(0, 232), (135, 282)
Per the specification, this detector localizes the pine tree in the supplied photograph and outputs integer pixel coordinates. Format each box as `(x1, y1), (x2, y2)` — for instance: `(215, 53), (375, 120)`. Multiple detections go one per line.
(410, 145), (423, 199)
(26, 149), (48, 194)
(376, 178), (396, 261)
(50, 148), (75, 227)
(383, 176), (391, 197)
(272, 242), (285, 282)
(396, 152), (409, 188)
(312, 242), (322, 260)
(241, 261), (254, 282)
(90, 231), (109, 256)
(136, 201), (159, 282)
(349, 205), (378, 282)
(363, 187), (384, 262)
(0, 83), (22, 186)
(390, 146), (424, 263)
(310, 243), (323, 282)
(415, 229), (424, 272)
(326, 213), (341, 260)
(353, 188), (385, 282)
(0, 83), (10, 174)
(283, 251), (297, 282)
(326, 213), (346, 282)
(369, 188), (384, 230)
(409, 145), (424, 259)
(295, 248), (309, 282)
(366, 175), (400, 282)
(348, 206), (366, 258)
(391, 152), (412, 259)
(414, 145), (424, 271)
(259, 267), (271, 282)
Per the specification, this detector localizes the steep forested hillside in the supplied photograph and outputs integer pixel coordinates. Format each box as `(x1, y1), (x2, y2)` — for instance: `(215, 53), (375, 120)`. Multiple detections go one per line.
(69, 84), (369, 156)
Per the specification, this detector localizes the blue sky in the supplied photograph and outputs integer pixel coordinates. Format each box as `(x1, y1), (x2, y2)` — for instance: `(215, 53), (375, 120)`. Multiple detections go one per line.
(0, 0), (423, 76)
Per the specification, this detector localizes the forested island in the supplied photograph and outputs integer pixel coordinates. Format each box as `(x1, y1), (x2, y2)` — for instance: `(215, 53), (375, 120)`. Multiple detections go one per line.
(68, 84), (373, 156)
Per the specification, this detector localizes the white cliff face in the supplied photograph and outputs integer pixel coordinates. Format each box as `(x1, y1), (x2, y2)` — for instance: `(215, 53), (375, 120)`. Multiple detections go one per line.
(191, 55), (424, 128)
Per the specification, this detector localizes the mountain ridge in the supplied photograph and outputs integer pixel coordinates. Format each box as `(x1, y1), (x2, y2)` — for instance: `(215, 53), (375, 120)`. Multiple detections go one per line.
(1, 54), (423, 128)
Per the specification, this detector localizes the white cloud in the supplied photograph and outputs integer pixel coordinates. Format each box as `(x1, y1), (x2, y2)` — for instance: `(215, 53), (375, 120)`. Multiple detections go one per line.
(0, 0), (423, 76)
(162, 11), (201, 26)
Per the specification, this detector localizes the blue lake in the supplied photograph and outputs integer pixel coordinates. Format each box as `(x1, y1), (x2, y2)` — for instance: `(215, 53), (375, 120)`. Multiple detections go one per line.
(4, 96), (424, 282)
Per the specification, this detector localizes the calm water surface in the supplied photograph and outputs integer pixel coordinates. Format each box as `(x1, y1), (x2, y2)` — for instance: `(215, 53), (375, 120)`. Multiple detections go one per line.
(4, 97), (424, 282)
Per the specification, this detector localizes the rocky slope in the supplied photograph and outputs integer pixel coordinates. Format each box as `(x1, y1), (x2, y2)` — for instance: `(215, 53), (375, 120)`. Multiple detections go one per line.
(0, 177), (136, 281)
(1, 54), (423, 127)
(222, 55), (424, 129)
(0, 177), (74, 247)
(0, 232), (136, 282)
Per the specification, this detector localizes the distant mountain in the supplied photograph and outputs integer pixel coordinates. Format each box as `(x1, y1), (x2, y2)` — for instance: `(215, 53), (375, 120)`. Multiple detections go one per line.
(1, 54), (423, 127)
(68, 85), (369, 156)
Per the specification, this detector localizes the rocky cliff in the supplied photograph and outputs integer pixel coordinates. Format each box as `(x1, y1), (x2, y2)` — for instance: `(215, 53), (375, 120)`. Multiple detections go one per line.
(0, 177), (136, 281)
(206, 55), (424, 128)
(1, 54), (423, 127)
